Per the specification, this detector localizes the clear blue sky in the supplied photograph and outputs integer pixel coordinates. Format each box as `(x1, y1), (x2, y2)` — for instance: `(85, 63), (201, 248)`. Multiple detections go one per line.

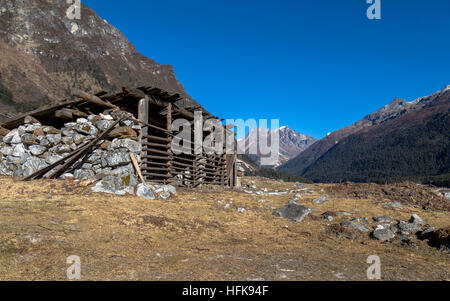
(83, 0), (450, 139)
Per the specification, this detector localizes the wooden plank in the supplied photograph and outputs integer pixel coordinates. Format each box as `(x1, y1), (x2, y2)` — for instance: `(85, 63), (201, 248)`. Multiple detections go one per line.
(141, 141), (170, 149)
(143, 135), (171, 143)
(166, 102), (173, 179)
(141, 155), (171, 161)
(142, 148), (172, 156)
(142, 172), (171, 178)
(141, 166), (171, 172)
(138, 96), (149, 172)
(73, 89), (117, 109)
(130, 153), (146, 184)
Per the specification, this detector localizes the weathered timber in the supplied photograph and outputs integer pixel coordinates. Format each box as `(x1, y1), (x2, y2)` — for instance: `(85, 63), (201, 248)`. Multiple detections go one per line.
(130, 153), (146, 184)
(142, 148), (172, 156)
(73, 89), (117, 109)
(143, 135), (171, 143)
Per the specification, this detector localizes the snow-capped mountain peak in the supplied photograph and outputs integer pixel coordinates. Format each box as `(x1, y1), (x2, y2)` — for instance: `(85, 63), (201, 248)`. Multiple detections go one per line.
(238, 126), (317, 168)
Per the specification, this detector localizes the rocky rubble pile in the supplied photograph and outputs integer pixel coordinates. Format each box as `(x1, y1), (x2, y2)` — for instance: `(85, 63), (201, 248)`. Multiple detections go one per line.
(270, 191), (449, 253)
(0, 111), (178, 200)
(0, 111), (141, 179)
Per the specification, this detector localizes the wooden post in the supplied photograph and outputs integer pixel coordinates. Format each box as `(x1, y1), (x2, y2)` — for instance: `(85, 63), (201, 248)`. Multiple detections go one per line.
(166, 102), (173, 184)
(138, 96), (149, 181)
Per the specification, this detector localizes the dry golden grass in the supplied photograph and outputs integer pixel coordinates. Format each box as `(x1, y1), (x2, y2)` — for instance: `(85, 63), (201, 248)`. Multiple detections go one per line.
(0, 176), (449, 281)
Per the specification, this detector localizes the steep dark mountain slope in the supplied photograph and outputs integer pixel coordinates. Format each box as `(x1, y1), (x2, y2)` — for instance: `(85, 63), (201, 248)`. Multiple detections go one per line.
(0, 0), (199, 120)
(280, 87), (450, 186)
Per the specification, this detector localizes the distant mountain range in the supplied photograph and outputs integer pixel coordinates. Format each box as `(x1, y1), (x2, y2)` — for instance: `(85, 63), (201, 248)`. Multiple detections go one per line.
(278, 86), (450, 187)
(238, 126), (317, 168)
(0, 0), (201, 121)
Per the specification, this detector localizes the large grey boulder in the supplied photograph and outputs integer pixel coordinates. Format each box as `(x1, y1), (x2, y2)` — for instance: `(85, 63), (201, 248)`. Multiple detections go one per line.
(398, 221), (422, 233)
(273, 202), (312, 222)
(91, 168), (138, 195)
(373, 228), (396, 241)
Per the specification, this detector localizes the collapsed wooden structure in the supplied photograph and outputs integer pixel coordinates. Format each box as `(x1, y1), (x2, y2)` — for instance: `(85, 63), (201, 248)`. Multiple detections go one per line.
(1, 86), (238, 187)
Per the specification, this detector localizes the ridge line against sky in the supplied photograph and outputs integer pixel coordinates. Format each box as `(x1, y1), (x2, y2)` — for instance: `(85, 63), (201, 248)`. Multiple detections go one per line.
(82, 0), (450, 139)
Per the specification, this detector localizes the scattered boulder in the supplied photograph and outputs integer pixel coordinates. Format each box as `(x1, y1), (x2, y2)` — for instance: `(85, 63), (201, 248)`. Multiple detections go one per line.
(373, 228), (396, 241)
(136, 183), (156, 200)
(313, 195), (330, 205)
(340, 221), (370, 233)
(373, 216), (394, 224)
(409, 214), (424, 226)
(398, 221), (422, 233)
(384, 201), (403, 209)
(273, 202), (312, 222)
(91, 170), (138, 195)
